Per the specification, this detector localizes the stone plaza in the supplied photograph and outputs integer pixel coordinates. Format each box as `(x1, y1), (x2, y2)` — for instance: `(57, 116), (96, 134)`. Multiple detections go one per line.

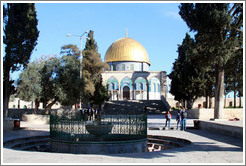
(2, 115), (244, 164)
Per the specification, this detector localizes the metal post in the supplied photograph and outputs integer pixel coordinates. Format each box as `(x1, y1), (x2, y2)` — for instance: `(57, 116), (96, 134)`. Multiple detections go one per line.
(66, 32), (89, 109)
(80, 36), (83, 79)
(80, 37), (83, 109)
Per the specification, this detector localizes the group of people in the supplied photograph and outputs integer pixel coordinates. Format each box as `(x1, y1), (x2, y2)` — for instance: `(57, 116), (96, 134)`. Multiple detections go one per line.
(164, 106), (187, 131)
(80, 107), (98, 121)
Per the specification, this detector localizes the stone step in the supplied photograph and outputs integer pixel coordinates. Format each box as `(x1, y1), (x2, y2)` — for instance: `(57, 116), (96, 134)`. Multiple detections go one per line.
(147, 138), (184, 148)
(4, 135), (50, 150)
(147, 142), (173, 150)
(147, 135), (191, 146)
(17, 140), (50, 151)
(103, 100), (167, 115)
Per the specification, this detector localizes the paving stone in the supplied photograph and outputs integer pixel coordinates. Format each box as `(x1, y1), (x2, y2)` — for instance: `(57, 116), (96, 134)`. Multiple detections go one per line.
(2, 115), (244, 164)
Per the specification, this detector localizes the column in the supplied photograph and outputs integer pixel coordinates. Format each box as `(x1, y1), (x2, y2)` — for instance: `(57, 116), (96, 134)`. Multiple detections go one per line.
(132, 83), (135, 100)
(147, 82), (149, 100)
(118, 83), (121, 100)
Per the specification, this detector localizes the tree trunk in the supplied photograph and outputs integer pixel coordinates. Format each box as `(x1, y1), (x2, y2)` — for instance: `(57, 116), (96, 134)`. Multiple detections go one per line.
(187, 99), (193, 109)
(224, 94), (226, 108)
(233, 87), (236, 108)
(239, 95), (242, 108)
(239, 95), (241, 108)
(44, 99), (57, 114)
(3, 72), (10, 118)
(34, 99), (40, 114)
(214, 68), (224, 119)
(205, 95), (209, 108)
(3, 84), (10, 118)
(209, 96), (212, 108)
(43, 100), (47, 110)
(98, 103), (102, 122)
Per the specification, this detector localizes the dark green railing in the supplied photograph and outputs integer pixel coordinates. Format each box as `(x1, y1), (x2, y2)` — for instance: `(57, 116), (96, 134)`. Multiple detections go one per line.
(50, 114), (147, 143)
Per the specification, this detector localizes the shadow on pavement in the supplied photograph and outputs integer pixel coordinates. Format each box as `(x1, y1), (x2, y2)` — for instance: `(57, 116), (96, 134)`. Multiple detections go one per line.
(186, 129), (243, 148)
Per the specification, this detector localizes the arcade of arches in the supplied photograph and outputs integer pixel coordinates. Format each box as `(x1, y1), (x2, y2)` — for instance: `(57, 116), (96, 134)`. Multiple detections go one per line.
(102, 71), (167, 101)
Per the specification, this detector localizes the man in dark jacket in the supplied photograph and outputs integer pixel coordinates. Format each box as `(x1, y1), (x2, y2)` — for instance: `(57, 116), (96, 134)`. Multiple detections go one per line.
(180, 106), (187, 131)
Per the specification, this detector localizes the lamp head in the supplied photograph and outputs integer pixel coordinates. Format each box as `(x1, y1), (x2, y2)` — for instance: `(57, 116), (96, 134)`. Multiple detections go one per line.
(66, 34), (71, 37)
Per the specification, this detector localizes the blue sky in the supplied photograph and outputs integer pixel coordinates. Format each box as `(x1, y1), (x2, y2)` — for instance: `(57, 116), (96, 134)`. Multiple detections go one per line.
(4, 2), (191, 81)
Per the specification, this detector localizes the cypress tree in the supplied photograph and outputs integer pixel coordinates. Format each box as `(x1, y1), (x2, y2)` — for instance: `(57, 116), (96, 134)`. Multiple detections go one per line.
(82, 30), (110, 118)
(179, 3), (243, 118)
(3, 3), (39, 118)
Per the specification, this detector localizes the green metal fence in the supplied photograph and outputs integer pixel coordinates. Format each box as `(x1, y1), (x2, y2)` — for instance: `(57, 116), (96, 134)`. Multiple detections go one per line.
(50, 114), (147, 143)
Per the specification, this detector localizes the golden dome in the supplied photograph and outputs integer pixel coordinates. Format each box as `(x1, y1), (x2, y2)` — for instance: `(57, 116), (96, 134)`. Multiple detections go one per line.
(105, 37), (150, 65)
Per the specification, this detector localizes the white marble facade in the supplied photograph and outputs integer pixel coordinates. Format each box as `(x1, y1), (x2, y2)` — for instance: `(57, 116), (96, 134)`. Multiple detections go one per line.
(102, 71), (167, 101)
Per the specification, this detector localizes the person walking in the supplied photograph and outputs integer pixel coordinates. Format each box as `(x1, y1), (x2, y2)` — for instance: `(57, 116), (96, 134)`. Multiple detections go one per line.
(85, 108), (88, 121)
(91, 107), (94, 121)
(165, 110), (172, 130)
(176, 110), (181, 130)
(81, 107), (85, 121)
(88, 107), (92, 121)
(181, 106), (187, 131)
(144, 106), (148, 114)
(94, 108), (98, 120)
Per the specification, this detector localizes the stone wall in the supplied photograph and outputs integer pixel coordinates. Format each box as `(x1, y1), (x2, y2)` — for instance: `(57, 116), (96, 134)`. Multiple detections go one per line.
(7, 107), (81, 121)
(167, 97), (243, 109)
(50, 139), (147, 154)
(198, 120), (243, 138)
(9, 97), (62, 109)
(22, 114), (50, 124)
(187, 108), (243, 120)
(7, 109), (46, 120)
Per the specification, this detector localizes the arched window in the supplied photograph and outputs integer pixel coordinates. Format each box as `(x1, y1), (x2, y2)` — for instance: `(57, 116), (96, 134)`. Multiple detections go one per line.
(107, 77), (119, 90)
(139, 83), (143, 90)
(121, 77), (132, 91)
(108, 83), (112, 90)
(157, 84), (160, 92)
(113, 64), (116, 71)
(149, 77), (160, 92)
(122, 64), (125, 71)
(130, 64), (134, 71)
(112, 83), (115, 90)
(134, 77), (146, 91)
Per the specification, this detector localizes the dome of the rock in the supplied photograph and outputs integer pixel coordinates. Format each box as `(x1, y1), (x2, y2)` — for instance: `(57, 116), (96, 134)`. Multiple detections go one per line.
(105, 37), (150, 65)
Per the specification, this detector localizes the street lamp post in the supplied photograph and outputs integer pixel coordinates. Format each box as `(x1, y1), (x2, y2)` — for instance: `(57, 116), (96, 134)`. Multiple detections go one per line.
(66, 31), (90, 108)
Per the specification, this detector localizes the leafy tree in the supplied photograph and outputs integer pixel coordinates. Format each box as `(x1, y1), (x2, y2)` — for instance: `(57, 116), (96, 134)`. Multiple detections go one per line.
(225, 47), (243, 108)
(17, 48), (83, 113)
(82, 30), (110, 120)
(56, 52), (83, 106)
(169, 33), (215, 109)
(3, 3), (39, 118)
(39, 46), (83, 111)
(17, 61), (43, 113)
(60, 44), (80, 58)
(85, 30), (98, 51)
(179, 3), (243, 118)
(169, 34), (197, 106)
(39, 56), (61, 112)
(225, 26), (243, 108)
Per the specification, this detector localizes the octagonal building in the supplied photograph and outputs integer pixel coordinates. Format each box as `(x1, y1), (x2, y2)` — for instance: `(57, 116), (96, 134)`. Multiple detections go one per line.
(102, 35), (167, 101)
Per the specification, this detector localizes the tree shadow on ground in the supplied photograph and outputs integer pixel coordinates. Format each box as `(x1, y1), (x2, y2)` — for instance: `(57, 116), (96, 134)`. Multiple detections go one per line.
(186, 129), (243, 148)
(104, 129), (243, 159)
(106, 141), (242, 159)
(3, 128), (243, 160)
